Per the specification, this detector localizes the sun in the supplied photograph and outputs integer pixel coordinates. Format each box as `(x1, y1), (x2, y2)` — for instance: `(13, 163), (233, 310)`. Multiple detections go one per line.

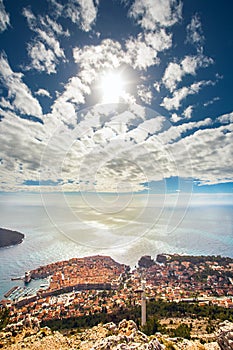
(100, 72), (125, 103)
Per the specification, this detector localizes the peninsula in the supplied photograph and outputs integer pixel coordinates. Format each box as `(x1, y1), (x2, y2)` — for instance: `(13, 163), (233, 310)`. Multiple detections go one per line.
(0, 228), (24, 248)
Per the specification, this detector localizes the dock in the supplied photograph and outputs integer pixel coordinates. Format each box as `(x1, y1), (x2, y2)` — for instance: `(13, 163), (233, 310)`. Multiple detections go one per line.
(4, 286), (19, 298)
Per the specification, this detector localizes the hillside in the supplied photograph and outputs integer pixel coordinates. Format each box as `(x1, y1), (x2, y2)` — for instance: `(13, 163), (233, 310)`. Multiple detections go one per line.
(1, 318), (233, 349)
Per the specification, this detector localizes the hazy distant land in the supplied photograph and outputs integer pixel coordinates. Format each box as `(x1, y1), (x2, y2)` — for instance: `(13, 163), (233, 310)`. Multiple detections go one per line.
(0, 228), (24, 248)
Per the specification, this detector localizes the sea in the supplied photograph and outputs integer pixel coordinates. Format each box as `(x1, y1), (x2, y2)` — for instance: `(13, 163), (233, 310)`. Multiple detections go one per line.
(0, 192), (232, 300)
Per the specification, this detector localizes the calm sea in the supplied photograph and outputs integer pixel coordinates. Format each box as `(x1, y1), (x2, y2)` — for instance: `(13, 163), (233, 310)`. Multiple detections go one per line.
(0, 193), (232, 299)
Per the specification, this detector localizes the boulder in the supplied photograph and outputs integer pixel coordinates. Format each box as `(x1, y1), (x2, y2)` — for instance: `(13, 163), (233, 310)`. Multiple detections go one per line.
(216, 321), (233, 350)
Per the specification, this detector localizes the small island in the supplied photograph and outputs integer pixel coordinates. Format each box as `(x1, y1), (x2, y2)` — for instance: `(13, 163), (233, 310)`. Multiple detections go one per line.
(0, 228), (24, 248)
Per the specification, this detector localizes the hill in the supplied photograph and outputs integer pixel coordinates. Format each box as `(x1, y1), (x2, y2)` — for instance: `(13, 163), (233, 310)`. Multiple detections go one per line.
(0, 228), (24, 248)
(2, 318), (233, 349)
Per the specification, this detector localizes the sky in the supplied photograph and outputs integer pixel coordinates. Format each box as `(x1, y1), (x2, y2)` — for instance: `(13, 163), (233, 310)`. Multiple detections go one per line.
(0, 0), (233, 195)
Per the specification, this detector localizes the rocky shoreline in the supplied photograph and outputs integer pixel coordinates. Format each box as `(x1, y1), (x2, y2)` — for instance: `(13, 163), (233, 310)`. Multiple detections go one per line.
(0, 228), (24, 248)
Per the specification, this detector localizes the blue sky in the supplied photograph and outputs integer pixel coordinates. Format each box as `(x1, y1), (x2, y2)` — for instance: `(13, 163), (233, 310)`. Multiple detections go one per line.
(0, 0), (232, 194)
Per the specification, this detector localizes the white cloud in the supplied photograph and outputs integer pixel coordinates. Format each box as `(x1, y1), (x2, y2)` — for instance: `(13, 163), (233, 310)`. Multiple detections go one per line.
(162, 61), (183, 92)
(151, 117), (212, 145)
(137, 85), (153, 104)
(144, 29), (172, 51)
(203, 96), (220, 107)
(171, 113), (181, 123)
(0, 2), (231, 193)
(73, 39), (124, 73)
(177, 124), (233, 184)
(186, 14), (204, 51)
(27, 41), (58, 74)
(144, 118), (232, 186)
(73, 39), (138, 105)
(0, 102), (232, 192)
(22, 8), (69, 37)
(0, 0), (10, 33)
(161, 80), (212, 111)
(183, 105), (193, 119)
(0, 108), (45, 179)
(22, 8), (66, 73)
(162, 54), (213, 92)
(41, 15), (70, 37)
(0, 54), (42, 117)
(140, 117), (165, 134)
(51, 76), (91, 124)
(66, 0), (98, 32)
(0, 97), (14, 110)
(70, 30), (175, 108)
(35, 89), (51, 98)
(218, 111), (233, 124)
(125, 29), (173, 71)
(129, 0), (182, 30)
(62, 76), (91, 105)
(153, 81), (161, 92)
(178, 118), (212, 134)
(36, 29), (65, 58)
(125, 36), (160, 70)
(48, 0), (98, 32)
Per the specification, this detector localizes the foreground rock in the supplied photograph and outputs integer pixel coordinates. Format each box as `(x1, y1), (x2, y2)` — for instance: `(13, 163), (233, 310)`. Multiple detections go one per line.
(2, 319), (233, 349)
(0, 320), (164, 349)
(76, 319), (164, 349)
(216, 320), (233, 349)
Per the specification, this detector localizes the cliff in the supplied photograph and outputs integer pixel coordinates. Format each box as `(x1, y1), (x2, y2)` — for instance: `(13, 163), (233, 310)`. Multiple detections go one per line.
(2, 318), (233, 349)
(0, 228), (24, 248)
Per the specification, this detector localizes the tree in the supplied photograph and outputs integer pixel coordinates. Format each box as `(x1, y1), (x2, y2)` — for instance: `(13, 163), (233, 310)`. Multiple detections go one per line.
(142, 316), (159, 335)
(173, 323), (191, 339)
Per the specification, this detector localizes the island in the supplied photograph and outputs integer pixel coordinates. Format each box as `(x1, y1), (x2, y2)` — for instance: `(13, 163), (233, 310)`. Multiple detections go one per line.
(0, 228), (24, 248)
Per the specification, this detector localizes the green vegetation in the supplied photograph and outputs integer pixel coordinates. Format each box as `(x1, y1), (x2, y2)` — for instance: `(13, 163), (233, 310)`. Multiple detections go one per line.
(41, 305), (141, 331)
(206, 321), (215, 334)
(172, 323), (191, 339)
(41, 299), (233, 334)
(146, 300), (233, 322)
(141, 316), (160, 335)
(0, 307), (9, 330)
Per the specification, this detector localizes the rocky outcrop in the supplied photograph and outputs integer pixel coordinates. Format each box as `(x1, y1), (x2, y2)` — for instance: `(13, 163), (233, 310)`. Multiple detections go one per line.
(89, 319), (164, 349)
(1, 319), (233, 350)
(138, 255), (156, 268)
(216, 320), (233, 349)
(0, 319), (164, 350)
(156, 335), (220, 350)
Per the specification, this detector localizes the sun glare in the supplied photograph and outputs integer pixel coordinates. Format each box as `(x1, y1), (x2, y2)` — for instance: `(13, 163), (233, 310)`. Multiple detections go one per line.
(100, 72), (125, 103)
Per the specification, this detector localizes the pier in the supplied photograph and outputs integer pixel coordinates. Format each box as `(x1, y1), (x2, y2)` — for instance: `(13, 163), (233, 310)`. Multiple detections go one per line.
(4, 286), (19, 299)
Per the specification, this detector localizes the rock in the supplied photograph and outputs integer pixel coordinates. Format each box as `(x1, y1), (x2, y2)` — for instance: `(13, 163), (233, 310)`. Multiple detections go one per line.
(118, 319), (138, 336)
(149, 338), (165, 350)
(103, 322), (118, 333)
(216, 320), (233, 350)
(5, 318), (231, 350)
(138, 256), (155, 268)
(173, 339), (205, 349)
(204, 342), (221, 350)
(88, 319), (164, 350)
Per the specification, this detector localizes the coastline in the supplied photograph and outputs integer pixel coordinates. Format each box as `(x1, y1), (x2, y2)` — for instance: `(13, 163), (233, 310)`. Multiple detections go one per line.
(0, 228), (25, 248)
(3, 253), (233, 302)
(0, 202), (232, 300)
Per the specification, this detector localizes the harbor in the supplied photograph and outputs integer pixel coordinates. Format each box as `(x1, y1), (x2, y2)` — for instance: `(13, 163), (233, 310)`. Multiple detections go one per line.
(4, 279), (49, 301)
